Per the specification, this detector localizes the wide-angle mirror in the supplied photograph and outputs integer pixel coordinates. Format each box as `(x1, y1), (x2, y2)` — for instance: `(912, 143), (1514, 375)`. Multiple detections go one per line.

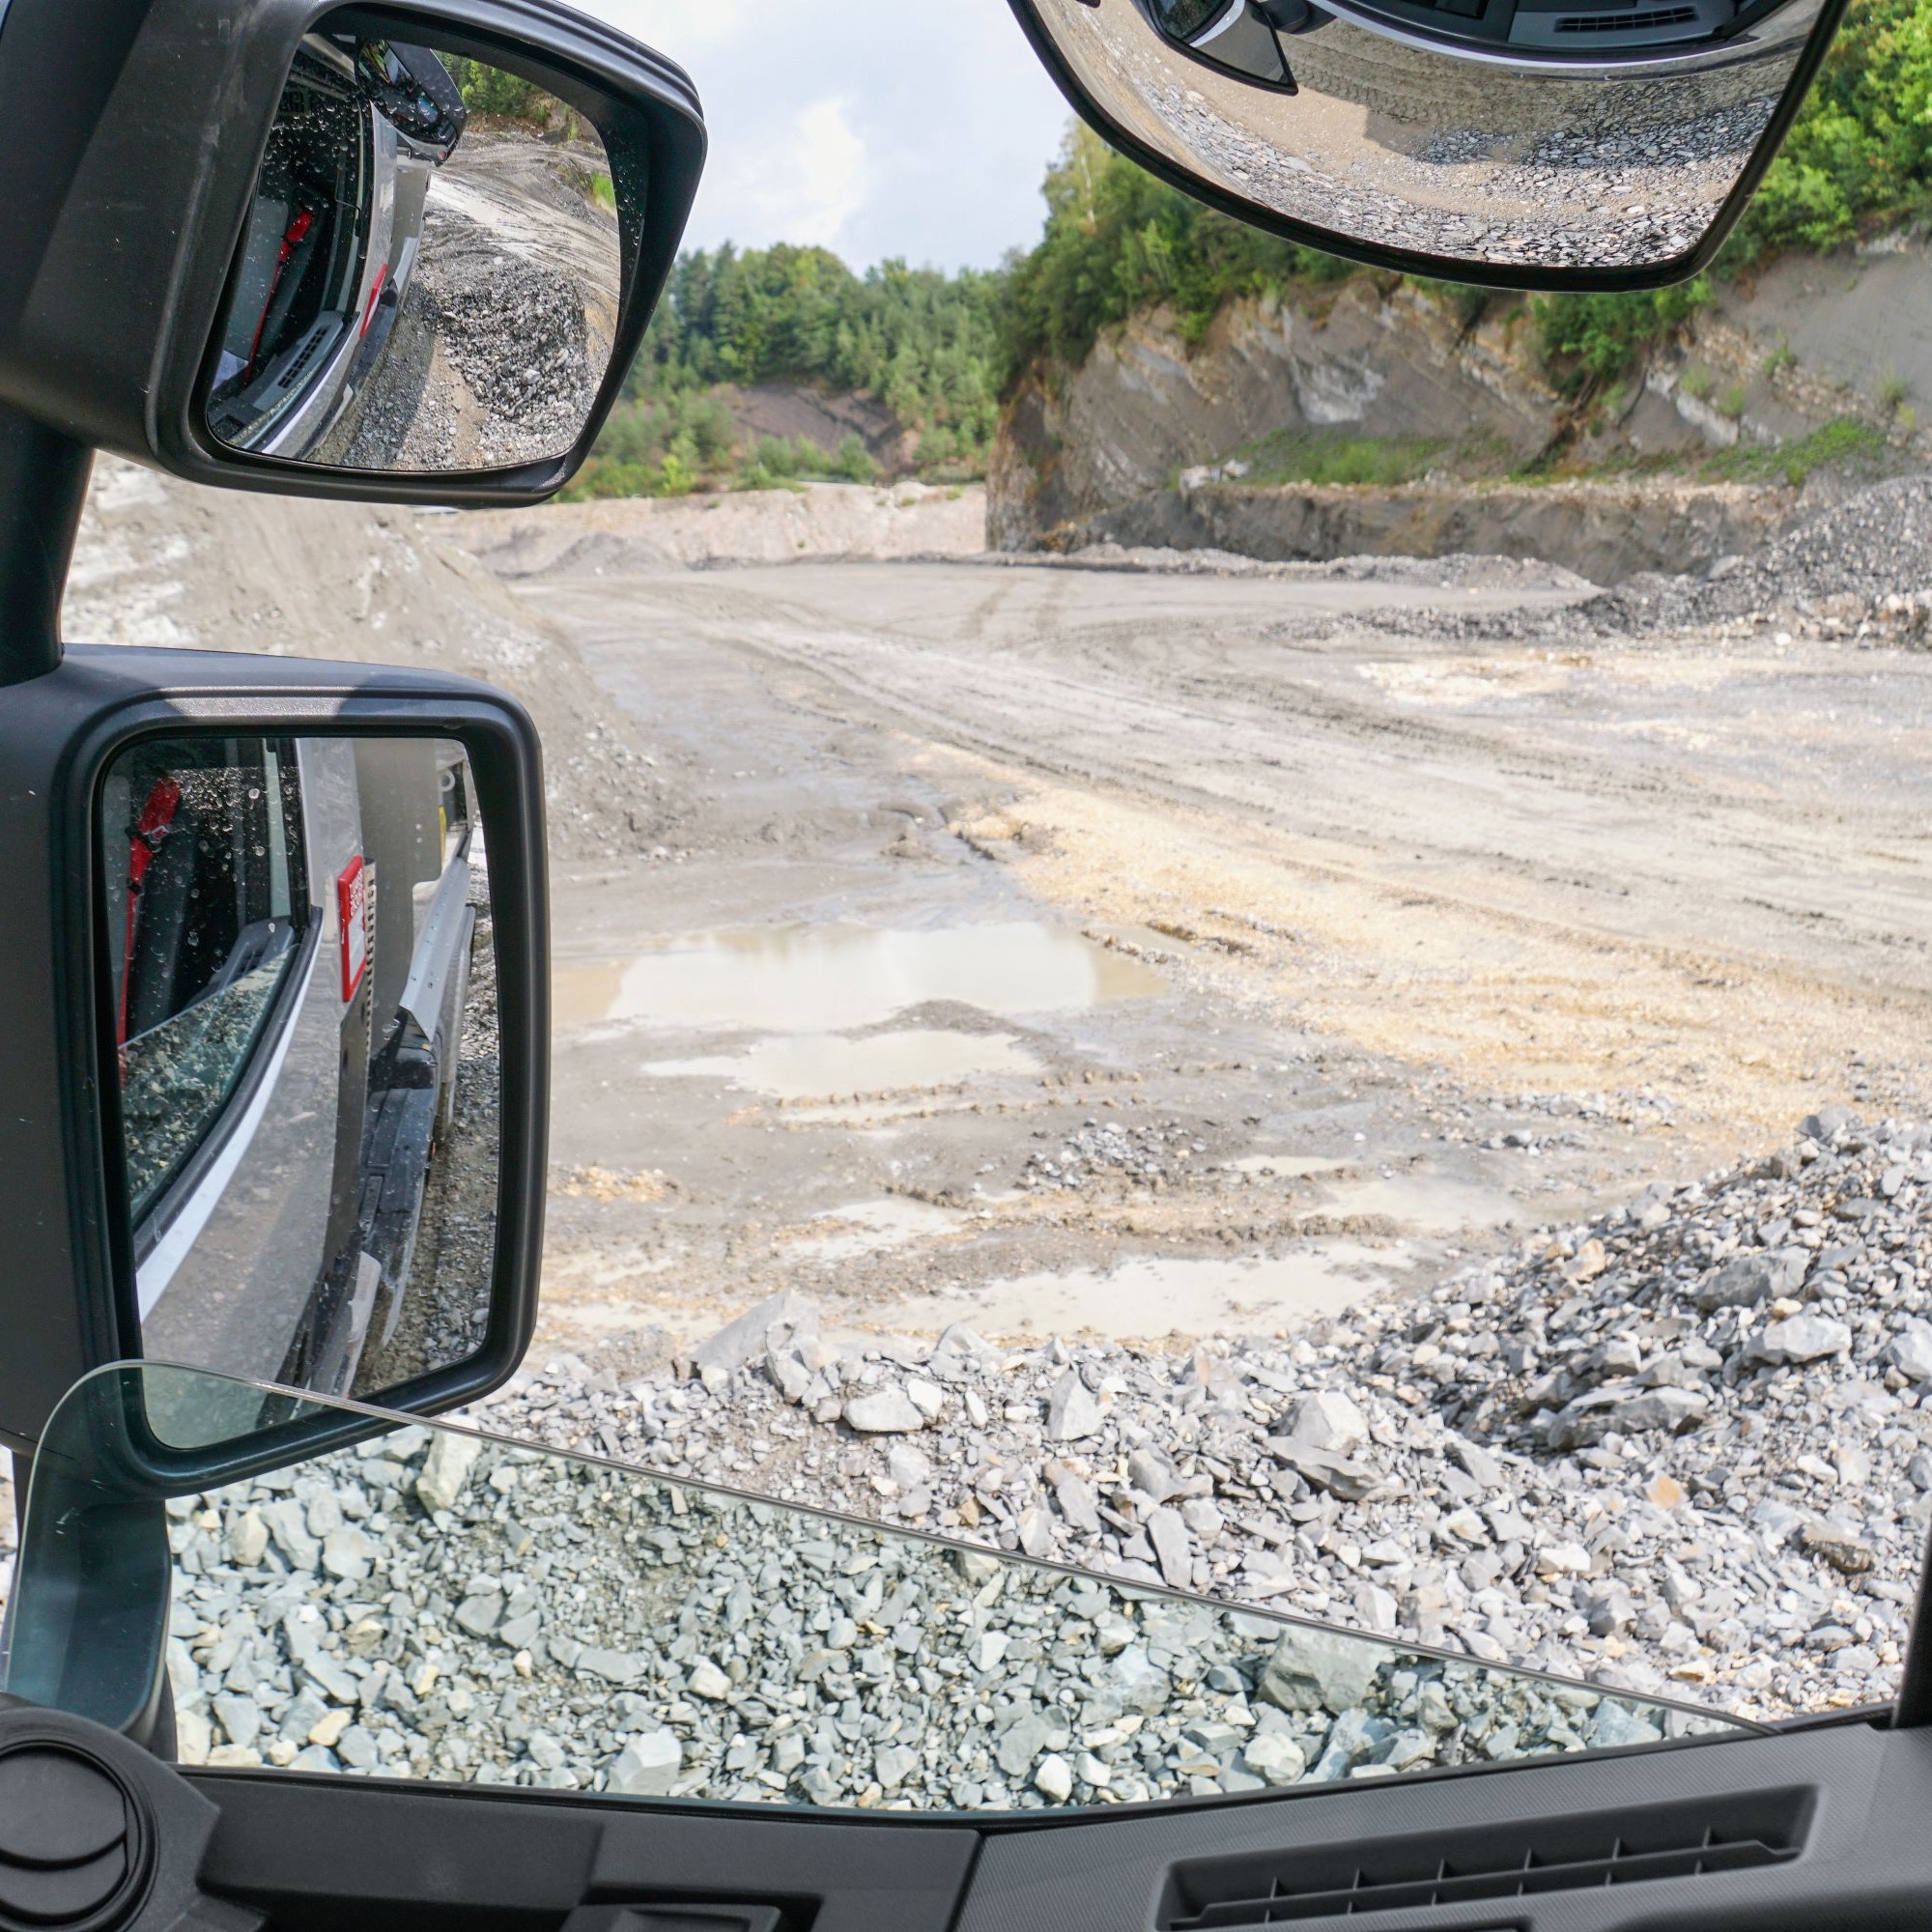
(204, 19), (622, 470)
(1011, 0), (1843, 280)
(4, 1363), (1747, 1798)
(99, 734), (499, 1415)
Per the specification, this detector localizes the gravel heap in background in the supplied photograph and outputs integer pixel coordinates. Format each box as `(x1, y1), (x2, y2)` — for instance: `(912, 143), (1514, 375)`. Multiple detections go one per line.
(1584, 474), (1932, 639)
(479, 1112), (1932, 1723)
(1339, 474), (1932, 650)
(159, 1424), (1723, 1804)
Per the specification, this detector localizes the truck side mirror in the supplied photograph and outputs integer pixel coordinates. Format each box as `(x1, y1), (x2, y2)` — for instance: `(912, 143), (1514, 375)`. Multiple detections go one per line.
(0, 654), (549, 1478)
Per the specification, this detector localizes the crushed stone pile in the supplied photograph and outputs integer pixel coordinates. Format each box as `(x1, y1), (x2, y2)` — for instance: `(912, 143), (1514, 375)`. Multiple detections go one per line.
(156, 1421), (1722, 1803)
(1584, 473), (1932, 639)
(476, 1110), (1932, 1725)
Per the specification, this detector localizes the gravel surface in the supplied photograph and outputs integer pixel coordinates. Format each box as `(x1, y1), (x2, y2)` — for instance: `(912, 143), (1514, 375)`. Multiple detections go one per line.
(323, 130), (619, 473)
(155, 1412), (1731, 1802)
(1354, 474), (1932, 648)
(475, 1111), (1932, 1726)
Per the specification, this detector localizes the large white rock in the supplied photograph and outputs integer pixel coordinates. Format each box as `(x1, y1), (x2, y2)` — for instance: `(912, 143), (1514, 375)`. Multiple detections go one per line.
(1758, 1314), (1852, 1364)
(1889, 1321), (1932, 1382)
(696, 1289), (809, 1376)
(1257, 1626), (1379, 1716)
(1282, 1390), (1369, 1458)
(415, 1431), (483, 1515)
(844, 1386), (924, 1434)
(1045, 1373), (1103, 1442)
(608, 1729), (682, 1797)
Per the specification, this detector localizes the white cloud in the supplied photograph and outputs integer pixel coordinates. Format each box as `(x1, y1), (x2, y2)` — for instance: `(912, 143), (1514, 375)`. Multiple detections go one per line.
(563, 0), (1073, 269)
(712, 96), (870, 255)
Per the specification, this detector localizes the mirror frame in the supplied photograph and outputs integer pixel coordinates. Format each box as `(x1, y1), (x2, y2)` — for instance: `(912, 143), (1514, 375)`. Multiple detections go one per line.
(0, 0), (704, 507)
(1002, 0), (1857, 292)
(0, 646), (548, 1470)
(192, 6), (648, 490)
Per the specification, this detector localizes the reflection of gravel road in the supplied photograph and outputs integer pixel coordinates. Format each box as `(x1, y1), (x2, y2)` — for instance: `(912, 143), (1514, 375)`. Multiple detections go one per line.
(354, 892), (500, 1397)
(321, 128), (620, 471)
(1035, 0), (1800, 269)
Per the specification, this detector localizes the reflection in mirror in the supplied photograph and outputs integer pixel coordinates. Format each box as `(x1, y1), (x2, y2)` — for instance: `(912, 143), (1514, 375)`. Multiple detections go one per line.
(207, 23), (621, 471)
(1022, 0), (1832, 273)
(9, 1365), (1747, 1795)
(100, 736), (499, 1412)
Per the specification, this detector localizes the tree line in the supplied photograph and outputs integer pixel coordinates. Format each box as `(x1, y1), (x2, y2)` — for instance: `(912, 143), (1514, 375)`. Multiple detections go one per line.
(571, 0), (1932, 499)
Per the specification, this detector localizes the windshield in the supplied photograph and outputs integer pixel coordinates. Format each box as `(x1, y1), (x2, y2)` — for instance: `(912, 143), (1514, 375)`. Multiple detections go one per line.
(0, 1363), (1745, 1805)
(44, 0), (1932, 1820)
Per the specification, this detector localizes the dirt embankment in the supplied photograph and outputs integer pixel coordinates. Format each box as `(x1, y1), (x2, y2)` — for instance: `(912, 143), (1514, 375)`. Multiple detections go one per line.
(991, 242), (1932, 576)
(64, 459), (671, 862)
(452, 479), (986, 576)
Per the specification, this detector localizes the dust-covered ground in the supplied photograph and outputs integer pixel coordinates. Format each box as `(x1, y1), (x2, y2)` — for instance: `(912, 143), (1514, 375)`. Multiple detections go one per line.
(58, 461), (1932, 1362)
(19, 463), (1932, 1724)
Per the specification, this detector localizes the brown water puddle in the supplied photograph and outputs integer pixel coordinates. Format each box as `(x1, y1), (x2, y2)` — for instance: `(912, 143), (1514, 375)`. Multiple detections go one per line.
(554, 921), (1166, 1035)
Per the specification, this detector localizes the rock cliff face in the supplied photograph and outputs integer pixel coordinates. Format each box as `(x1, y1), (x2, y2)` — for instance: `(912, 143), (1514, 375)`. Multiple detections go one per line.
(1082, 475), (1797, 584)
(989, 244), (1932, 578)
(988, 279), (1561, 553)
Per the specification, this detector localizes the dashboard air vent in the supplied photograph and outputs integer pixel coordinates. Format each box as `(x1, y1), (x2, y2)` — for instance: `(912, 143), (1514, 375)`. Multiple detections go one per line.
(1158, 1787), (1811, 1927)
(1553, 9), (1697, 30)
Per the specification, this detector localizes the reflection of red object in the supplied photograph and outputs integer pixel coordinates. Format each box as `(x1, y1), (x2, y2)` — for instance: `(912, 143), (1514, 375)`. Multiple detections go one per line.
(359, 262), (389, 338)
(121, 776), (184, 1048)
(245, 208), (316, 379)
(338, 855), (368, 1001)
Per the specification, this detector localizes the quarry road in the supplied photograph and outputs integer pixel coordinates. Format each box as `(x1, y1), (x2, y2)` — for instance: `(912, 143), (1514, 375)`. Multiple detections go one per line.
(531, 552), (1932, 1211)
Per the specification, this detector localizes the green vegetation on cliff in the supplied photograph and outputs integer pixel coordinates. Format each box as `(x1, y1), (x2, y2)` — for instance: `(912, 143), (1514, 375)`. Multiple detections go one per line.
(996, 124), (1351, 375)
(570, 246), (1004, 497)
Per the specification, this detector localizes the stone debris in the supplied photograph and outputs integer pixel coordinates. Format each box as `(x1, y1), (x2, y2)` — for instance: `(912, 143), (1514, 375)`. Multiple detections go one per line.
(153, 1426), (1724, 1806)
(469, 1111), (1932, 1724)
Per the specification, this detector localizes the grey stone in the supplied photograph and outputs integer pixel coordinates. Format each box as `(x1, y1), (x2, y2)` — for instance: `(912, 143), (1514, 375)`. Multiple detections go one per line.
(1694, 1252), (1802, 1311)
(213, 1693), (261, 1748)
(1242, 1732), (1307, 1785)
(1889, 1322), (1932, 1383)
(845, 1388), (925, 1434)
(1282, 1391), (1369, 1457)
(1045, 1374), (1103, 1442)
(416, 1432), (483, 1515)
(1147, 1507), (1193, 1588)
(696, 1290), (807, 1377)
(1758, 1315), (1853, 1364)
(1258, 1627), (1380, 1717)
(608, 1729), (682, 1797)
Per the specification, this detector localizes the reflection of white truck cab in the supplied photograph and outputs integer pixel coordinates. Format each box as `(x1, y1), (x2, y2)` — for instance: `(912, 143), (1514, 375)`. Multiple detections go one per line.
(103, 735), (476, 1397)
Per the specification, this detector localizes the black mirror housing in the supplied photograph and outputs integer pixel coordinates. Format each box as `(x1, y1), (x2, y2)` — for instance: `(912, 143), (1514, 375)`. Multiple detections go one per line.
(0, 0), (703, 506)
(0, 647), (549, 1466)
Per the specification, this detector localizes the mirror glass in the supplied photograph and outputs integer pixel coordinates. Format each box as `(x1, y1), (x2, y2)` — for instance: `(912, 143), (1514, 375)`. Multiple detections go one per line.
(206, 23), (621, 470)
(99, 734), (499, 1406)
(5, 1363), (1747, 1790)
(1018, 0), (1833, 274)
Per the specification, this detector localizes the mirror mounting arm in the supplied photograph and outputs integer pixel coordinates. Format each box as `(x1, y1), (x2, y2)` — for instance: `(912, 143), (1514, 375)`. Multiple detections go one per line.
(0, 401), (91, 689)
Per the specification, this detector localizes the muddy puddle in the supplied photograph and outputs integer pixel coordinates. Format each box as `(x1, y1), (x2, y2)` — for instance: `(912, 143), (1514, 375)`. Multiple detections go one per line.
(643, 1029), (1039, 1100)
(554, 921), (1166, 1035)
(875, 1241), (1422, 1341)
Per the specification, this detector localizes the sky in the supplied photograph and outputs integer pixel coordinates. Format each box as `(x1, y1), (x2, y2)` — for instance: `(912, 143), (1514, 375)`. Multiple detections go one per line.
(567, 0), (1075, 272)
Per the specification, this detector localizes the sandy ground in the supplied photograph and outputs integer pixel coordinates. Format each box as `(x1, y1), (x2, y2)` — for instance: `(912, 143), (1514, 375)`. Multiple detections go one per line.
(53, 466), (1932, 1376)
(516, 544), (1931, 1367)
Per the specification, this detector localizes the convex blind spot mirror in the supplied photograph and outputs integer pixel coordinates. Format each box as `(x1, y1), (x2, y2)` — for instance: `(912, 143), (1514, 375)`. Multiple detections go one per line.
(101, 732), (499, 1415)
(207, 24), (622, 472)
(1013, 0), (1847, 284)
